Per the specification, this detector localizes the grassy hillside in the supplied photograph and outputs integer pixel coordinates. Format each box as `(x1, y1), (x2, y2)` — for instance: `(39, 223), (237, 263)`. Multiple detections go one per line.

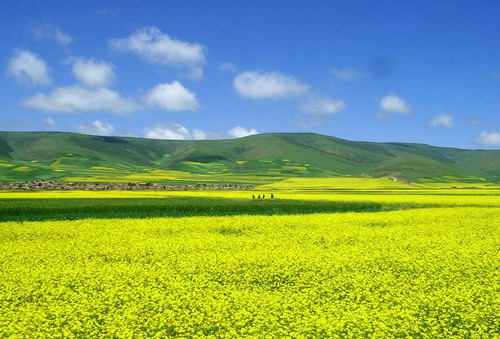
(0, 131), (499, 184)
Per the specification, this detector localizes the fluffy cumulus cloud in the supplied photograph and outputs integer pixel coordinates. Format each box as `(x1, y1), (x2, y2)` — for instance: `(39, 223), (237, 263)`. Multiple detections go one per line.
(475, 131), (500, 146)
(299, 96), (345, 115)
(429, 114), (453, 128)
(295, 96), (345, 129)
(331, 68), (362, 81)
(143, 123), (191, 140)
(109, 27), (205, 78)
(377, 94), (411, 118)
(144, 81), (199, 111)
(23, 86), (139, 115)
(228, 126), (259, 138)
(76, 120), (115, 136)
(191, 129), (208, 140)
(233, 71), (309, 99)
(33, 24), (72, 45)
(144, 124), (258, 140)
(69, 57), (115, 88)
(6, 50), (51, 86)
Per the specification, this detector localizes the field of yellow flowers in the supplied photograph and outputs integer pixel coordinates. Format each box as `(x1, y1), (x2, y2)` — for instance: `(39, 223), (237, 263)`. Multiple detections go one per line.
(1, 190), (499, 337)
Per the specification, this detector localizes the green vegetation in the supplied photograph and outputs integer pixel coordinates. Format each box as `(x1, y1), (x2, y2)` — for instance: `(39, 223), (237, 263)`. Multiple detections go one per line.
(1, 131), (500, 184)
(0, 197), (400, 222)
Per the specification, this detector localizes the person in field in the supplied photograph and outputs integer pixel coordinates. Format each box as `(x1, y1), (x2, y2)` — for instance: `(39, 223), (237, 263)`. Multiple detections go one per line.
(271, 193), (274, 199)
(263, 194), (266, 199)
(252, 194), (255, 199)
(258, 194), (261, 199)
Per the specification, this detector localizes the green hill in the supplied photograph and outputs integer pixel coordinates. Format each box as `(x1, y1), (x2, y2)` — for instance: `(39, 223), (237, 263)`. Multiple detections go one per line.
(0, 131), (499, 185)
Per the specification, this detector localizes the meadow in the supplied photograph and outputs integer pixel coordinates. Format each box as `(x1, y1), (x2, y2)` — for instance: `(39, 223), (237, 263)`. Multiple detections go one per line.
(1, 184), (499, 337)
(0, 198), (393, 222)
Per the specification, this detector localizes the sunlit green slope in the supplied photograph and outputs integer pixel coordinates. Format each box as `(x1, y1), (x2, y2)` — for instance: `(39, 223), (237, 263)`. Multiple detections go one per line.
(0, 131), (499, 184)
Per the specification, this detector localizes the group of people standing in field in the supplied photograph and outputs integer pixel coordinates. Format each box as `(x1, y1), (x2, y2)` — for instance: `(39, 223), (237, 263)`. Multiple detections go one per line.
(252, 193), (274, 199)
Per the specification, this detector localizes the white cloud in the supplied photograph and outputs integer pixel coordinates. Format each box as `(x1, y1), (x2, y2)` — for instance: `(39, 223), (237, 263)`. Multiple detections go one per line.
(33, 24), (72, 45)
(43, 117), (56, 129)
(143, 124), (258, 140)
(295, 96), (345, 129)
(377, 94), (411, 118)
(76, 120), (115, 136)
(429, 114), (453, 128)
(233, 70), (309, 99)
(332, 68), (361, 80)
(143, 123), (191, 140)
(192, 129), (208, 140)
(144, 81), (199, 111)
(476, 131), (500, 146)
(228, 126), (259, 138)
(299, 96), (345, 115)
(69, 57), (115, 88)
(23, 86), (139, 115)
(6, 50), (51, 86)
(109, 27), (205, 77)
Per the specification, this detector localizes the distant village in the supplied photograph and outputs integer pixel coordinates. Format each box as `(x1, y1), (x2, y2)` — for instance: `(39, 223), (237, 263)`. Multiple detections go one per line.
(0, 181), (254, 191)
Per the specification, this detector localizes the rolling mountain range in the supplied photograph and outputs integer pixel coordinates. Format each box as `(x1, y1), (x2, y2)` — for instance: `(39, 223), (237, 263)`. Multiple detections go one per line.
(0, 131), (499, 184)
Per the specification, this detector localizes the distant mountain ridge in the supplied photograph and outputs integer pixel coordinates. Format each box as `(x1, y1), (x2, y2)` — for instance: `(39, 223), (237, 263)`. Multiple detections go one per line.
(0, 131), (499, 183)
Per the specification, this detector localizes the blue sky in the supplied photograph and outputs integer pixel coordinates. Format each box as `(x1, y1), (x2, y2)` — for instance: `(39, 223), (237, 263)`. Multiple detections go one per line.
(1, 0), (500, 148)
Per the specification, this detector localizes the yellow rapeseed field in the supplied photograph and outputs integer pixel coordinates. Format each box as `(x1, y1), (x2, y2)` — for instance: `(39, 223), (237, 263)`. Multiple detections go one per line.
(2, 189), (500, 207)
(1, 205), (499, 337)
